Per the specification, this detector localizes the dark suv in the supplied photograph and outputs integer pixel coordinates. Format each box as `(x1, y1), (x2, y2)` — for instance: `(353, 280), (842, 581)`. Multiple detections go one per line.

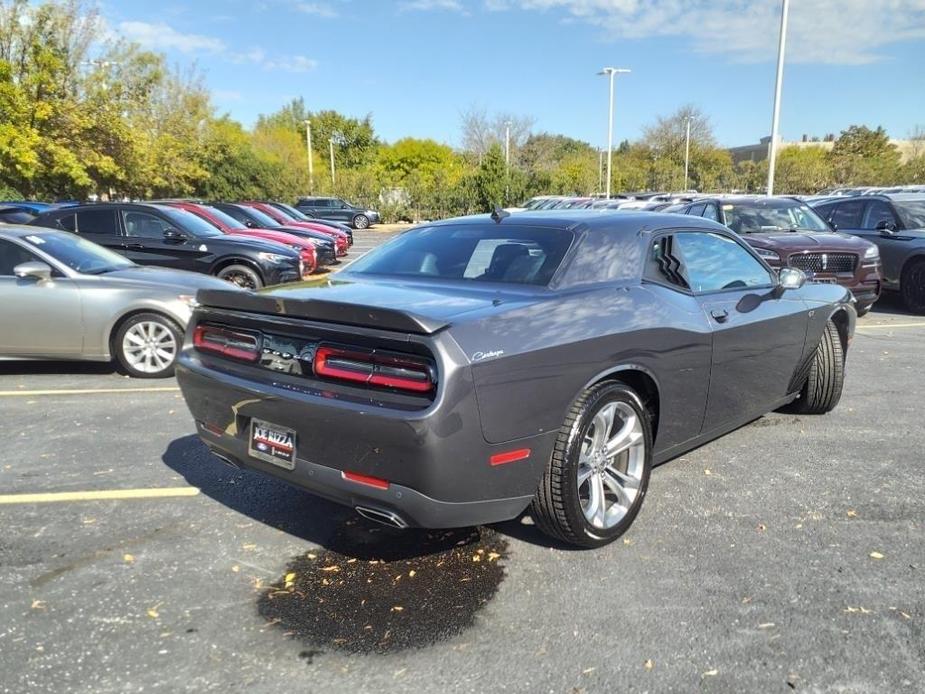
(295, 197), (379, 229)
(810, 194), (925, 313)
(675, 196), (882, 315)
(30, 203), (305, 290)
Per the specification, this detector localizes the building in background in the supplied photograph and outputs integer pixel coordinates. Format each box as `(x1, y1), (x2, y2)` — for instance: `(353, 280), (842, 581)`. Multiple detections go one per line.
(728, 135), (920, 165)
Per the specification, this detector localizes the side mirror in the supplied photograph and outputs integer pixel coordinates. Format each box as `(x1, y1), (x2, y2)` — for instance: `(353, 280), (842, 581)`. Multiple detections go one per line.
(778, 267), (806, 291)
(245, 219), (258, 228)
(875, 219), (897, 234)
(163, 228), (187, 243)
(14, 261), (53, 282)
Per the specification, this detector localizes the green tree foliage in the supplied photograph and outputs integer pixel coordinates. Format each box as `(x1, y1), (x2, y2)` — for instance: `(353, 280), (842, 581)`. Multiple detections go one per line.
(829, 125), (901, 185)
(773, 146), (832, 194)
(474, 144), (507, 211)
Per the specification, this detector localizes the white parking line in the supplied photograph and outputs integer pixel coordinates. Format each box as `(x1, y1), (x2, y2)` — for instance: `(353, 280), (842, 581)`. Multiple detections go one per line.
(856, 322), (925, 330)
(0, 387), (180, 397)
(0, 487), (199, 504)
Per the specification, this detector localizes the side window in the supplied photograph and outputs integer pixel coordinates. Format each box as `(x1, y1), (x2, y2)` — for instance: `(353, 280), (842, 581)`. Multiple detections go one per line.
(219, 206), (248, 223)
(674, 232), (774, 293)
(862, 201), (898, 230)
(687, 203), (706, 217)
(830, 201), (864, 229)
(75, 209), (119, 236)
(814, 202), (835, 221)
(123, 211), (171, 238)
(702, 204), (720, 222)
(55, 213), (77, 232)
(0, 239), (40, 276)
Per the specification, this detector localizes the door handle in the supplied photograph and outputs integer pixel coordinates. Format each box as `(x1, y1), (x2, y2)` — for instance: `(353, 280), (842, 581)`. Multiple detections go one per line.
(125, 243), (146, 249)
(710, 308), (729, 323)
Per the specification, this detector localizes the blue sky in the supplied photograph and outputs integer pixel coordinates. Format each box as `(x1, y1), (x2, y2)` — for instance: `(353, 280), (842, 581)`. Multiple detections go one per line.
(103, 0), (925, 148)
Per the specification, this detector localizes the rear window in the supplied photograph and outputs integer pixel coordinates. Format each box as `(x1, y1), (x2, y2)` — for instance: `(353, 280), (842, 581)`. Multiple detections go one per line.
(346, 224), (574, 286)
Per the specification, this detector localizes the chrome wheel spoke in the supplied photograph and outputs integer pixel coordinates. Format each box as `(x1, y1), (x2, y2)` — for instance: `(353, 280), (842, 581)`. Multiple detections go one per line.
(605, 414), (640, 457)
(602, 468), (634, 507)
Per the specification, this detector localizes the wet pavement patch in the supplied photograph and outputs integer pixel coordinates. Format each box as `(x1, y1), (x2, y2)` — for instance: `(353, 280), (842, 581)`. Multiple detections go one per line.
(257, 522), (508, 654)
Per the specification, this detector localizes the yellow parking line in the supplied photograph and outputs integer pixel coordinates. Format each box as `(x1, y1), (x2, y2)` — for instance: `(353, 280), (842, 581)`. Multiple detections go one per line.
(0, 387), (180, 397)
(0, 487), (199, 505)
(856, 322), (925, 330)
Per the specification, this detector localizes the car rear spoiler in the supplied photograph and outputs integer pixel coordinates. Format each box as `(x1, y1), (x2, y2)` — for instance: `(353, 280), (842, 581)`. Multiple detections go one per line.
(195, 289), (449, 335)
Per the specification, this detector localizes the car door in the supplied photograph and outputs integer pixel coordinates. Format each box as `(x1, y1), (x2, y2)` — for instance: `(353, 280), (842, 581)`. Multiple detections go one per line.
(120, 210), (203, 270)
(0, 238), (84, 356)
(856, 200), (907, 288)
(73, 209), (124, 254)
(673, 230), (810, 433)
(315, 198), (336, 220)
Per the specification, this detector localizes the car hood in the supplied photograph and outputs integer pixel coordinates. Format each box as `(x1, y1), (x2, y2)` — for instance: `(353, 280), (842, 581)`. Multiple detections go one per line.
(196, 276), (543, 334)
(741, 231), (874, 253)
(101, 266), (236, 291)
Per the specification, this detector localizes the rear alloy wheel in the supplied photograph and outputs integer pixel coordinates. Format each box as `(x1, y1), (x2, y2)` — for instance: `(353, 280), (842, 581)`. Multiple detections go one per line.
(792, 319), (845, 414)
(352, 214), (370, 230)
(900, 258), (925, 314)
(114, 313), (182, 378)
(531, 382), (652, 548)
(217, 264), (262, 290)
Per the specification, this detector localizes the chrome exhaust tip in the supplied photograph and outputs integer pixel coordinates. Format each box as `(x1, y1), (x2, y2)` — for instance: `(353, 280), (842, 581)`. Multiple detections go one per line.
(355, 506), (409, 529)
(210, 451), (241, 469)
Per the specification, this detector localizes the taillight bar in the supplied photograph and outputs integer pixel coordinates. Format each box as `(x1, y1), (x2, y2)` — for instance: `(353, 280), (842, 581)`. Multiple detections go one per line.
(313, 344), (434, 393)
(193, 324), (260, 362)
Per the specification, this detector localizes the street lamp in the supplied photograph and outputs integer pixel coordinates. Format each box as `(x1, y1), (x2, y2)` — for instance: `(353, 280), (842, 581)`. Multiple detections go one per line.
(504, 120), (512, 169)
(683, 116), (692, 192)
(303, 119), (314, 195)
(598, 149), (604, 195)
(766, 0), (790, 196)
(597, 67), (631, 199)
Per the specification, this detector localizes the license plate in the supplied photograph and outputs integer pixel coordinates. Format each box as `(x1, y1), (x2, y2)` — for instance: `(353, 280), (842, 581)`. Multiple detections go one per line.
(248, 419), (296, 470)
(810, 277), (837, 284)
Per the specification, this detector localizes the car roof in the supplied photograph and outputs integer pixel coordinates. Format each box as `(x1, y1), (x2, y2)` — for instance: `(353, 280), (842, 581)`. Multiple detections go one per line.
(37, 202), (173, 214)
(688, 195), (808, 208)
(0, 225), (67, 239)
(425, 210), (728, 235)
(814, 193), (925, 204)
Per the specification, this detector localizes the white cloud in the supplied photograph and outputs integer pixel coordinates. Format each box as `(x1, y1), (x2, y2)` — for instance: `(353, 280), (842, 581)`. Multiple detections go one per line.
(238, 48), (318, 72)
(483, 0), (925, 64)
(118, 20), (225, 54)
(296, 2), (338, 17)
(400, 0), (467, 12)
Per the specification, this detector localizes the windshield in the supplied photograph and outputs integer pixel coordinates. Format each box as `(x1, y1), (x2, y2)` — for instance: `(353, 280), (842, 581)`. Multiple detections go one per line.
(0, 210), (36, 224)
(196, 205), (247, 230)
(346, 224), (574, 286)
(893, 200), (925, 228)
(723, 202), (830, 233)
(155, 206), (224, 237)
(23, 232), (134, 274)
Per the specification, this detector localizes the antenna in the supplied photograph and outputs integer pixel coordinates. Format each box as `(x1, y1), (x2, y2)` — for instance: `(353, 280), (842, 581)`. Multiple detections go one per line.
(490, 206), (510, 224)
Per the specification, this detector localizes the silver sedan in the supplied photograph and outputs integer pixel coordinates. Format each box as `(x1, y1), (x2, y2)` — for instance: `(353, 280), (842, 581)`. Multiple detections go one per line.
(0, 226), (237, 377)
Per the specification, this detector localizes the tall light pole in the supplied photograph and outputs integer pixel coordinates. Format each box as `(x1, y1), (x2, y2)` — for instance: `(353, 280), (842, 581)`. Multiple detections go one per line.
(303, 119), (314, 195)
(683, 116), (692, 192)
(329, 139), (336, 188)
(767, 0), (790, 196)
(504, 120), (511, 169)
(598, 67), (631, 199)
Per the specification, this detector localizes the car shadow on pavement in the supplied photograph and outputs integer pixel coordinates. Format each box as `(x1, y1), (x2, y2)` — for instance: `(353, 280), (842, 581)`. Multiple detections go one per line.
(0, 360), (120, 377)
(868, 292), (916, 318)
(161, 434), (570, 553)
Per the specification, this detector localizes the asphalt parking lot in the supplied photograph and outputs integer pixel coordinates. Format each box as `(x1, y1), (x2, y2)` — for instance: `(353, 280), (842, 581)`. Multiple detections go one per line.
(1, 230), (924, 693)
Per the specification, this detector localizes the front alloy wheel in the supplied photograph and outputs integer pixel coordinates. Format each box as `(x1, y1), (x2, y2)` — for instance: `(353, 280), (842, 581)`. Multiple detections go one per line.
(531, 382), (652, 548)
(352, 214), (370, 230)
(114, 313), (182, 378)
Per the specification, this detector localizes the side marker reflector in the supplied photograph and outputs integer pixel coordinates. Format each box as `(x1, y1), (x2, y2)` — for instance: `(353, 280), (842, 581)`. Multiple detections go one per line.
(490, 448), (531, 466)
(342, 471), (390, 490)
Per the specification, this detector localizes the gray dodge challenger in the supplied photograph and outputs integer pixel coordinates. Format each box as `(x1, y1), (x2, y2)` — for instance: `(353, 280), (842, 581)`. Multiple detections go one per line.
(176, 211), (855, 547)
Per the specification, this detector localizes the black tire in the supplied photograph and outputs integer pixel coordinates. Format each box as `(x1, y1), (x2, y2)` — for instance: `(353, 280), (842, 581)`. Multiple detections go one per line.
(530, 382), (653, 548)
(352, 214), (370, 230)
(113, 312), (183, 379)
(792, 319), (845, 414)
(216, 263), (263, 290)
(900, 257), (925, 314)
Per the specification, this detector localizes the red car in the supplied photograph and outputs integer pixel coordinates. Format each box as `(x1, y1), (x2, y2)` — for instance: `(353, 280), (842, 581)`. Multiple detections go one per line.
(239, 201), (352, 254)
(163, 201), (323, 274)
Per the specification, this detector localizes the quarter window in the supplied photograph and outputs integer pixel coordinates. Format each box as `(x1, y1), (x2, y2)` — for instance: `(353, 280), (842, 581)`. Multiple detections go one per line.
(674, 232), (774, 293)
(702, 204), (720, 222)
(687, 203), (706, 217)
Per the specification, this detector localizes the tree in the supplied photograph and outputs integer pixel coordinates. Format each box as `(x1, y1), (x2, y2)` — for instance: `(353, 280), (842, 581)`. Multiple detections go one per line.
(773, 146), (832, 194)
(519, 132), (595, 174)
(473, 144), (507, 210)
(459, 106), (534, 162)
(829, 125), (901, 185)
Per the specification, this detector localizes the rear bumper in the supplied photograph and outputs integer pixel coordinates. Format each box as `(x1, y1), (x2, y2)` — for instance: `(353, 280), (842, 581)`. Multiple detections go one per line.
(175, 352), (549, 528)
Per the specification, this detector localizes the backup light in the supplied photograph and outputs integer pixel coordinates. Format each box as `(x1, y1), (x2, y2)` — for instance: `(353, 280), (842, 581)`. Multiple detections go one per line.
(193, 324), (260, 362)
(313, 345), (434, 393)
